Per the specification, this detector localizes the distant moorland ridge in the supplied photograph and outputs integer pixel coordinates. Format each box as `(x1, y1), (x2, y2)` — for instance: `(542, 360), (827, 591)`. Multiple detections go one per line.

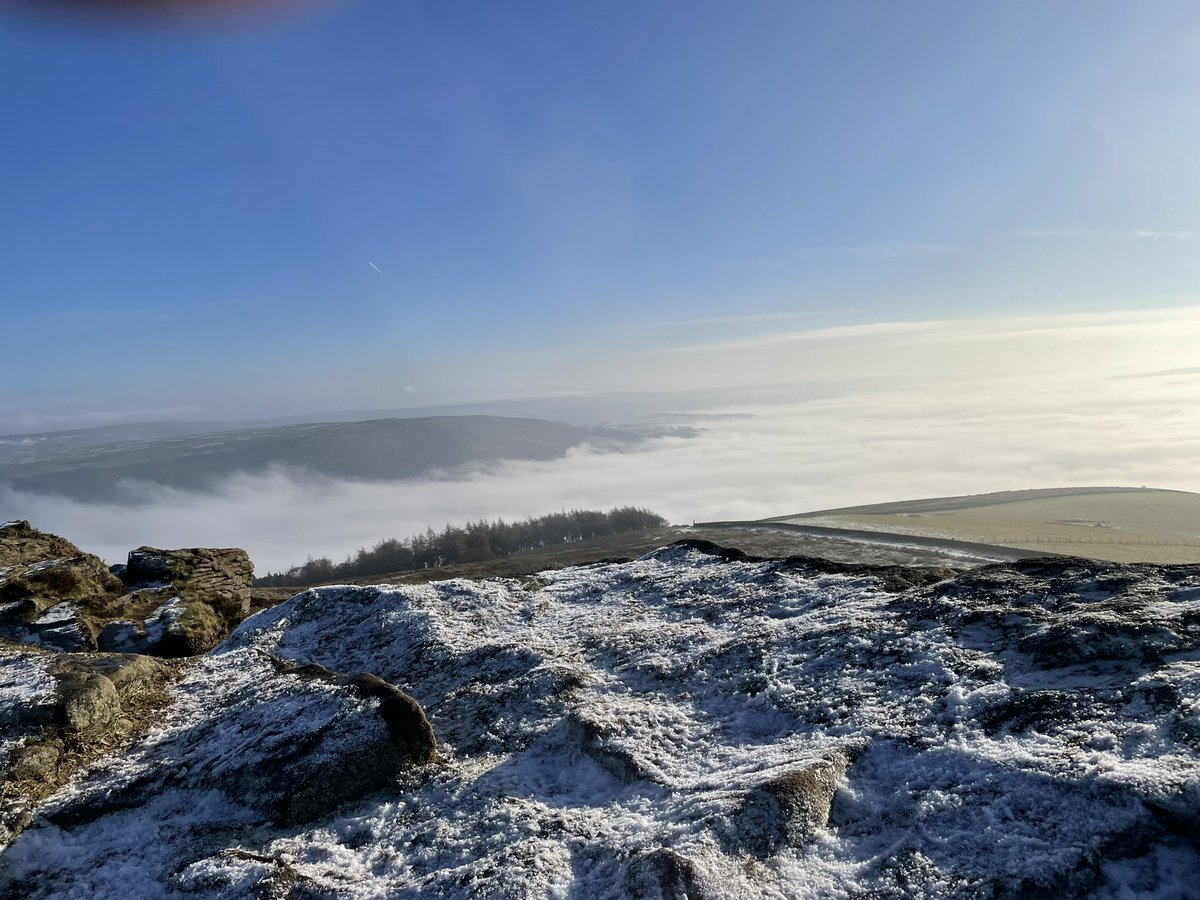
(0, 415), (649, 501)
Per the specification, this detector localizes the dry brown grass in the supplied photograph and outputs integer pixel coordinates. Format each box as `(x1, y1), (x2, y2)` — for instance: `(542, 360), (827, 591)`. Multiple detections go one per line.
(1, 655), (185, 824)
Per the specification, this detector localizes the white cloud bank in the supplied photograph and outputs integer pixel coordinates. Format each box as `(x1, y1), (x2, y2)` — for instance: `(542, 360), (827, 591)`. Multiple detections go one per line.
(3, 306), (1199, 572)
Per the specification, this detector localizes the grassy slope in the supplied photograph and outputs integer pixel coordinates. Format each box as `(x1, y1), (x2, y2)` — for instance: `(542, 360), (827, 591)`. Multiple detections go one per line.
(775, 487), (1200, 564)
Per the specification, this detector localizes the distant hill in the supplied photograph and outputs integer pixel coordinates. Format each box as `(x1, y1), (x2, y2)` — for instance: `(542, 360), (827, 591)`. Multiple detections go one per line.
(767, 486), (1200, 564)
(0, 416), (643, 502)
(0, 421), (239, 465)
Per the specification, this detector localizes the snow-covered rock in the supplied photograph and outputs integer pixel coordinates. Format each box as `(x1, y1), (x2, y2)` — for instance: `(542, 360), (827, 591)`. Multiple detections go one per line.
(1, 542), (1198, 898)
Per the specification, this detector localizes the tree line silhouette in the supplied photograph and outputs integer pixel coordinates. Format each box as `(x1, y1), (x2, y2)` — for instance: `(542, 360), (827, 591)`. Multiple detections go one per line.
(256, 506), (668, 586)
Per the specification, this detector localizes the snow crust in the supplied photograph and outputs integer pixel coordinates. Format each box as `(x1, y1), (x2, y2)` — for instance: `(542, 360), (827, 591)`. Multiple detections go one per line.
(2, 547), (1198, 898)
(0, 652), (55, 771)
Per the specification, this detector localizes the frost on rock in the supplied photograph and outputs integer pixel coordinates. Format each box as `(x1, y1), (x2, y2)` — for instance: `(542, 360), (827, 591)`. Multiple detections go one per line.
(0, 653), (56, 768)
(2, 544), (1199, 898)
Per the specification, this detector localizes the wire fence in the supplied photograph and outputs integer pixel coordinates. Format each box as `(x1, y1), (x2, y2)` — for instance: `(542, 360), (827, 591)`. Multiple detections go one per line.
(986, 535), (1200, 548)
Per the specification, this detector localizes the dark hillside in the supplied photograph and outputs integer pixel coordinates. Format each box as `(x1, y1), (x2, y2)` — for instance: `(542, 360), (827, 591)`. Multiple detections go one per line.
(0, 416), (642, 501)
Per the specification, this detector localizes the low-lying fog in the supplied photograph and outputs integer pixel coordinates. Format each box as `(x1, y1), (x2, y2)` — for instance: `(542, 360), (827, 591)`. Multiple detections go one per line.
(5, 308), (1199, 573)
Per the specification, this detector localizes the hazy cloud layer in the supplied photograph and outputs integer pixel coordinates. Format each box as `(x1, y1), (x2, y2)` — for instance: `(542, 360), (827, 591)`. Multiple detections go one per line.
(6, 305), (1198, 431)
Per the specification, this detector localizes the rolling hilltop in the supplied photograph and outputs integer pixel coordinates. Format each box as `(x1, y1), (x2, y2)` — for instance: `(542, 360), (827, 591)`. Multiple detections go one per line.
(766, 486), (1200, 564)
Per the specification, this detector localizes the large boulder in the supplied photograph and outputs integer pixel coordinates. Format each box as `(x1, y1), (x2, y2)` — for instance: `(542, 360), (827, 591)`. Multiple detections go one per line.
(0, 522), (124, 640)
(98, 546), (254, 657)
(0, 525), (255, 657)
(31, 651), (437, 833)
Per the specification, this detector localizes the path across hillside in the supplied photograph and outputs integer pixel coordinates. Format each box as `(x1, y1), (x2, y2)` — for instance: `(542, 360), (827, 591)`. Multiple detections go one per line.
(694, 520), (1047, 565)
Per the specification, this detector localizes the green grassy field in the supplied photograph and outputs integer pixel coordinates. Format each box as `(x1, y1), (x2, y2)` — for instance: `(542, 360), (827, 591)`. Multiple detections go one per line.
(780, 487), (1200, 564)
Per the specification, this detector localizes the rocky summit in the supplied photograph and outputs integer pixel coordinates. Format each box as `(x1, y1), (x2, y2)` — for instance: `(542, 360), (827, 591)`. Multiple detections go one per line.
(0, 521), (253, 656)
(0, 540), (1196, 898)
(0, 520), (126, 647)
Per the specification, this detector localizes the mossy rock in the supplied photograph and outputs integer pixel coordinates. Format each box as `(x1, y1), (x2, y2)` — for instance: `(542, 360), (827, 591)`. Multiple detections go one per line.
(0, 651), (178, 848)
(0, 558), (124, 620)
(0, 521), (81, 569)
(54, 673), (122, 733)
(157, 600), (225, 657)
(0, 522), (124, 609)
(0, 523), (125, 653)
(1, 526), (256, 657)
(124, 547), (253, 624)
(87, 652), (164, 693)
(9, 738), (63, 782)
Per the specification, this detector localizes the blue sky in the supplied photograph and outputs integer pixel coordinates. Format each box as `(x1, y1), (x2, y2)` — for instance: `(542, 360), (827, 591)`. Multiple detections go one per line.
(3, 1), (1200, 429)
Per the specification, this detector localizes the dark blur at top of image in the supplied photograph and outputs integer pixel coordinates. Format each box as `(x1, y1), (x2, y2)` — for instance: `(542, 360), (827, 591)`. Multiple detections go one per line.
(7, 0), (325, 28)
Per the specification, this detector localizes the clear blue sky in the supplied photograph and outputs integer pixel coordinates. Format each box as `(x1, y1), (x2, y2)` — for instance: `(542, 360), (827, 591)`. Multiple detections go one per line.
(3, 1), (1199, 428)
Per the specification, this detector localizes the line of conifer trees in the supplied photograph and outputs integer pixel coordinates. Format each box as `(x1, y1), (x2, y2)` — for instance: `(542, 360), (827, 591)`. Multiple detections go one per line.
(255, 506), (668, 586)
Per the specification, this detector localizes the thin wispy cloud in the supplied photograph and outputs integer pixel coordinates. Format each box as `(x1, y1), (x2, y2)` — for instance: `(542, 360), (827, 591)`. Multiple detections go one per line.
(1023, 228), (1195, 241)
(647, 311), (825, 328)
(664, 319), (930, 354)
(789, 241), (961, 259)
(1132, 230), (1195, 241)
(1113, 366), (1200, 380)
(714, 241), (959, 271)
(663, 305), (1200, 357)
(851, 241), (959, 259)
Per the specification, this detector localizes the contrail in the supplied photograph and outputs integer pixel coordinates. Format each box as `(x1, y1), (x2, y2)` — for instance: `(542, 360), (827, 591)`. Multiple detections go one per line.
(368, 262), (391, 280)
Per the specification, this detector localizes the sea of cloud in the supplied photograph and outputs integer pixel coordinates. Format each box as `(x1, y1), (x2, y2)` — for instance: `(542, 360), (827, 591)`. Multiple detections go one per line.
(3, 368), (1198, 573)
(3, 306), (1199, 572)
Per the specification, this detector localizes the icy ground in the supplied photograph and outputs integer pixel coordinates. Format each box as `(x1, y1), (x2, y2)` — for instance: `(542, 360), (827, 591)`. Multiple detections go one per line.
(2, 543), (1199, 898)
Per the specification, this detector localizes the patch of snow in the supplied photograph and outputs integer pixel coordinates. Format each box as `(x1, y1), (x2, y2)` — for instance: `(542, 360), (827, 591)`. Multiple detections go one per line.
(32, 603), (79, 626)
(20, 557), (74, 576)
